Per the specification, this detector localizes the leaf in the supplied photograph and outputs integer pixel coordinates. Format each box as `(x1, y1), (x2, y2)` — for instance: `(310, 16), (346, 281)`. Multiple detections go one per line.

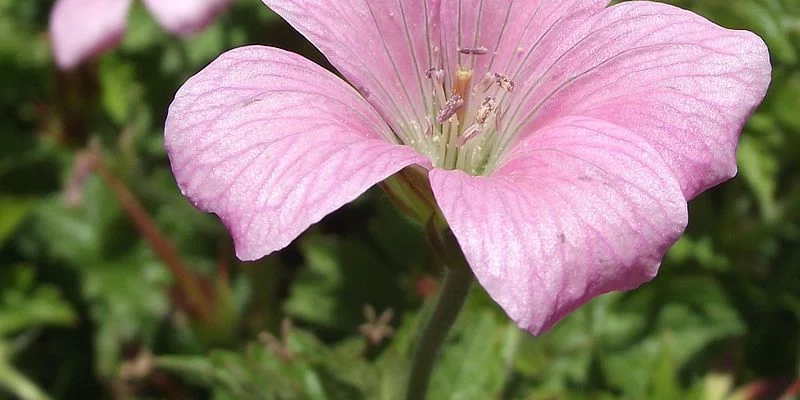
(98, 56), (139, 124)
(0, 355), (53, 400)
(666, 235), (730, 272)
(0, 264), (75, 337)
(84, 245), (171, 375)
(429, 307), (517, 400)
(284, 236), (407, 333)
(157, 326), (368, 400)
(738, 135), (779, 220)
(284, 200), (426, 334)
(771, 71), (800, 132)
(0, 197), (34, 249)
(20, 177), (125, 266)
(599, 277), (744, 398)
(648, 338), (682, 400)
(18, 180), (172, 376)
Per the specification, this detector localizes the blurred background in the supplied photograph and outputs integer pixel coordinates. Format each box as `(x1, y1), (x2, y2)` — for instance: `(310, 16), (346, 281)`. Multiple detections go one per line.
(0, 0), (798, 399)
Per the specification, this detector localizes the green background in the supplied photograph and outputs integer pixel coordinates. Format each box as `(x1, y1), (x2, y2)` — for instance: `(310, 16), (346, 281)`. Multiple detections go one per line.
(0, 0), (798, 398)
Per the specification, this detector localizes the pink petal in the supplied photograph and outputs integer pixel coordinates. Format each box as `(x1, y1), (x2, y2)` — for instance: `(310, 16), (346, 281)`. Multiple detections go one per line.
(165, 46), (427, 260)
(142, 0), (233, 35)
(437, 0), (606, 86)
(261, 0), (439, 139)
(429, 117), (688, 335)
(49, 0), (132, 70)
(500, 1), (771, 199)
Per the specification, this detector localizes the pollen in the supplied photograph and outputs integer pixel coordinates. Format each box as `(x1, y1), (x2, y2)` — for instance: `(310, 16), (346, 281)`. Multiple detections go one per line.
(475, 97), (495, 125)
(436, 94), (464, 123)
(495, 73), (515, 92)
(413, 46), (516, 174)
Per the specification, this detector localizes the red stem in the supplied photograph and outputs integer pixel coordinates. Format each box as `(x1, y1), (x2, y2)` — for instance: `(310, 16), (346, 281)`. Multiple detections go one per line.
(90, 153), (214, 323)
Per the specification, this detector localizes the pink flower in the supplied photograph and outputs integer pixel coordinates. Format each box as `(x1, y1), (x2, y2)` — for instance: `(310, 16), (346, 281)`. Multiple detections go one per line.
(50, 0), (234, 70)
(165, 0), (771, 334)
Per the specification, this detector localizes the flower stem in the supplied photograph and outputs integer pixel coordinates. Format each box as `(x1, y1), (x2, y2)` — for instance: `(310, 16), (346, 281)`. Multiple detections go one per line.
(406, 264), (473, 400)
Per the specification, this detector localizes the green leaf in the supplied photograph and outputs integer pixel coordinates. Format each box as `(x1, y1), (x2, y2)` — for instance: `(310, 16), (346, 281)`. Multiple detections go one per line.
(429, 308), (516, 399)
(771, 71), (800, 131)
(284, 201), (425, 334)
(738, 135), (779, 220)
(157, 326), (368, 400)
(85, 246), (171, 376)
(20, 177), (123, 266)
(0, 356), (53, 400)
(18, 181), (172, 376)
(0, 197), (34, 249)
(0, 264), (75, 337)
(284, 234), (407, 334)
(600, 277), (744, 398)
(98, 56), (139, 124)
(649, 338), (682, 400)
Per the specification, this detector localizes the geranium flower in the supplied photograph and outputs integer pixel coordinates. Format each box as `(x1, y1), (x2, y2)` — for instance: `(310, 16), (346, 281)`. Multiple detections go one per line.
(165, 0), (770, 334)
(50, 0), (234, 70)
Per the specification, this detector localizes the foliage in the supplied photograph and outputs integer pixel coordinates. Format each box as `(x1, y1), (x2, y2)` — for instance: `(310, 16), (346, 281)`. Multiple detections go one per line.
(0, 0), (798, 399)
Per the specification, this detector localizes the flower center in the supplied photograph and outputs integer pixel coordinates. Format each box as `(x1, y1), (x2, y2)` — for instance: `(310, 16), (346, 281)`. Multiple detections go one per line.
(395, 45), (516, 175)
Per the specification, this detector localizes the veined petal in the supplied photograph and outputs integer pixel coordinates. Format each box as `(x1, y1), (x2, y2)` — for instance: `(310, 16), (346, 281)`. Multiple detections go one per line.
(500, 1), (771, 199)
(438, 0), (606, 83)
(49, 0), (132, 70)
(165, 46), (426, 260)
(430, 117), (688, 334)
(142, 0), (233, 35)
(262, 0), (439, 140)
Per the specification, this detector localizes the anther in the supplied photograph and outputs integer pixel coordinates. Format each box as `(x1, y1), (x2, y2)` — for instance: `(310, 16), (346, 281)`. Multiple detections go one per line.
(436, 94), (464, 123)
(494, 73), (515, 92)
(425, 67), (445, 81)
(458, 45), (488, 55)
(475, 97), (495, 125)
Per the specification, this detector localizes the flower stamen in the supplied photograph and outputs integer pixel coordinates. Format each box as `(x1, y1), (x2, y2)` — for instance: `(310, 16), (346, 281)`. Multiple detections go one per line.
(457, 45), (488, 55)
(413, 47), (516, 173)
(458, 96), (495, 146)
(475, 96), (495, 125)
(437, 94), (464, 123)
(494, 73), (515, 92)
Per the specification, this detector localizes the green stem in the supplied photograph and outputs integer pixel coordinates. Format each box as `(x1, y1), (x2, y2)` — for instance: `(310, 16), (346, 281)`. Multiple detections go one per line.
(406, 265), (473, 400)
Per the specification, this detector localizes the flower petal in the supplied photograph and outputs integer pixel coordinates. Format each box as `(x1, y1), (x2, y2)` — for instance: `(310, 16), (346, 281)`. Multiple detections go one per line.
(49, 0), (132, 70)
(499, 1), (771, 199)
(261, 0), (439, 139)
(437, 0), (606, 83)
(429, 117), (688, 334)
(142, 0), (232, 35)
(165, 46), (426, 260)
